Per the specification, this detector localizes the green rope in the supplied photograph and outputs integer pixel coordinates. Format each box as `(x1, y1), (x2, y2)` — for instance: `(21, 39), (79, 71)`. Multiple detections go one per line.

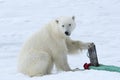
(90, 64), (120, 73)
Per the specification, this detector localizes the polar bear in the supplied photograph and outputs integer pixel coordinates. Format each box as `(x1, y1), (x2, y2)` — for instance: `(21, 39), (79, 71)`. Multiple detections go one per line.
(18, 16), (92, 77)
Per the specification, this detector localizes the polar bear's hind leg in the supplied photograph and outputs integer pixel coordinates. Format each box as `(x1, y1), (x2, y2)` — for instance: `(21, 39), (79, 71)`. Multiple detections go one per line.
(28, 52), (53, 77)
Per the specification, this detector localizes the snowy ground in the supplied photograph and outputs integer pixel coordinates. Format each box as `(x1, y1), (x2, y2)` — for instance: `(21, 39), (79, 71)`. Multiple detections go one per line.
(0, 0), (120, 80)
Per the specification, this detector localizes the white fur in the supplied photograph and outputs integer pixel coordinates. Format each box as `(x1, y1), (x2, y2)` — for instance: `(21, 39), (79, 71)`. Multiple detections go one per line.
(18, 16), (91, 77)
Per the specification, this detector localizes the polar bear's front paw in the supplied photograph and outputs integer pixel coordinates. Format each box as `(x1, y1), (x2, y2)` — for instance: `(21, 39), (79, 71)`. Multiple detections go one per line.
(72, 68), (80, 71)
(85, 42), (94, 49)
(88, 42), (94, 48)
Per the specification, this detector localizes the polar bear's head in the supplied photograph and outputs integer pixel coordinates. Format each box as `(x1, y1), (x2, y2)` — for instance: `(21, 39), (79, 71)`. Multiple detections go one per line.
(55, 16), (76, 36)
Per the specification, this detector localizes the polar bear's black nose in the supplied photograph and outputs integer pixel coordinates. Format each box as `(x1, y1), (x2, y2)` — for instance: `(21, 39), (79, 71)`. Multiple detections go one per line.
(65, 31), (70, 36)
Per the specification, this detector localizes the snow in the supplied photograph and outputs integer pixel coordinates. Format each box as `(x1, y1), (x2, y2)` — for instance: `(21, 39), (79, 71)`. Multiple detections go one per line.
(0, 0), (120, 80)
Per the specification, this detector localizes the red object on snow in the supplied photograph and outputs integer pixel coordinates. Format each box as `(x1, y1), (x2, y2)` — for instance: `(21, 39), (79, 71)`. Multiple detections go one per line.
(83, 63), (91, 69)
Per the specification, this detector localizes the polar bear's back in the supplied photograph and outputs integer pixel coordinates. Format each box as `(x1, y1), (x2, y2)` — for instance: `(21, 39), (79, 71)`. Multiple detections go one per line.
(18, 23), (55, 76)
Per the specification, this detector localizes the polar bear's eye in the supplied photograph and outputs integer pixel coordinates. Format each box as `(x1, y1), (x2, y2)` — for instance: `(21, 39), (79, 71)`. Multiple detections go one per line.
(62, 25), (64, 27)
(69, 24), (71, 26)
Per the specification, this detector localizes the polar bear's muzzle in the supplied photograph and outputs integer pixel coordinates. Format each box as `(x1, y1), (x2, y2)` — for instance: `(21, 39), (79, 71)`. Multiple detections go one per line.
(65, 31), (71, 36)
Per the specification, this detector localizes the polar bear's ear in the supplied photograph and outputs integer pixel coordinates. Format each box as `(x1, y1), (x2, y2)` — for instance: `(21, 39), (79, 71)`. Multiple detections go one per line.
(55, 20), (59, 24)
(72, 16), (75, 21)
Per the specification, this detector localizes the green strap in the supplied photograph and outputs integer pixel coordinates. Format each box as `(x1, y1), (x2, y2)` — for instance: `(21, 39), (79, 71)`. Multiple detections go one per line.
(90, 64), (120, 73)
